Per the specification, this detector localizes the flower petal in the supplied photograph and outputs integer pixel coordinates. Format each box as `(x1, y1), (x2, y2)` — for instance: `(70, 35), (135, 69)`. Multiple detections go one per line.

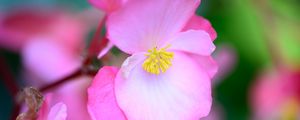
(87, 66), (126, 120)
(47, 76), (92, 120)
(115, 51), (212, 119)
(169, 30), (215, 56)
(47, 102), (67, 120)
(97, 41), (114, 59)
(37, 94), (52, 120)
(190, 54), (218, 79)
(107, 0), (200, 54)
(22, 39), (81, 87)
(88, 0), (125, 13)
(183, 15), (217, 41)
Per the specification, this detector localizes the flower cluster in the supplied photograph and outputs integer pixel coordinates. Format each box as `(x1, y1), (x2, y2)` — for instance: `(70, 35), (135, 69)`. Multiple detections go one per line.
(5, 0), (217, 119)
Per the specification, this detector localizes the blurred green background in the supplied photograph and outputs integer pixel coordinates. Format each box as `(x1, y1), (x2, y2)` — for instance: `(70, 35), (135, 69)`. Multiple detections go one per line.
(1, 0), (300, 120)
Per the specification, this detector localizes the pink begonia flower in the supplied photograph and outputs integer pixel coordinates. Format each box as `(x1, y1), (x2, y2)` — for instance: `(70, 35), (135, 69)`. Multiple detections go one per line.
(251, 69), (300, 120)
(105, 0), (216, 119)
(37, 94), (67, 120)
(8, 9), (104, 87)
(87, 66), (126, 120)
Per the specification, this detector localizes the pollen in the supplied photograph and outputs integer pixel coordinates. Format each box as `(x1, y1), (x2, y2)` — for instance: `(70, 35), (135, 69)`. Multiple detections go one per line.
(142, 45), (174, 75)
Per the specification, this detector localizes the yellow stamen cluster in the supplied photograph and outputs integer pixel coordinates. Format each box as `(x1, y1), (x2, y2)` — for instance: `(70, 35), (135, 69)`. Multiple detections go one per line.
(142, 45), (174, 74)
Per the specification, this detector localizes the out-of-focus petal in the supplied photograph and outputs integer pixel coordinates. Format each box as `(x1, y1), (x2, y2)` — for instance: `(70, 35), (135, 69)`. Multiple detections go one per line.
(47, 102), (67, 120)
(115, 51), (212, 119)
(183, 15), (217, 41)
(251, 71), (287, 119)
(0, 10), (55, 52)
(22, 38), (81, 86)
(89, 0), (126, 13)
(0, 10), (86, 52)
(87, 66), (126, 120)
(169, 30), (215, 56)
(45, 76), (92, 120)
(213, 45), (236, 83)
(107, 0), (200, 54)
(48, 15), (86, 53)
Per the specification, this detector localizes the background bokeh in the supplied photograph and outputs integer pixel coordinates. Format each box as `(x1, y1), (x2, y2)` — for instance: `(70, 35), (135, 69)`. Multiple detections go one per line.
(1, 0), (300, 120)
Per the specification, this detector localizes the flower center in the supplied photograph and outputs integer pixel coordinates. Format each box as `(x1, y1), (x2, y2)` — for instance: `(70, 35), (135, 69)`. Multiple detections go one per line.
(142, 45), (174, 74)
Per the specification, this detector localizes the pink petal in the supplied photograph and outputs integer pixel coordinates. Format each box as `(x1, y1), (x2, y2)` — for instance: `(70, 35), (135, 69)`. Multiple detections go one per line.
(190, 54), (218, 79)
(107, 0), (200, 54)
(169, 30), (215, 56)
(251, 71), (288, 119)
(47, 102), (67, 120)
(22, 38), (81, 86)
(37, 94), (52, 120)
(183, 15), (217, 41)
(0, 10), (86, 52)
(97, 42), (114, 59)
(118, 53), (146, 79)
(115, 51), (212, 119)
(87, 66), (126, 120)
(0, 10), (56, 52)
(89, 0), (125, 13)
(46, 76), (92, 120)
(37, 94), (67, 120)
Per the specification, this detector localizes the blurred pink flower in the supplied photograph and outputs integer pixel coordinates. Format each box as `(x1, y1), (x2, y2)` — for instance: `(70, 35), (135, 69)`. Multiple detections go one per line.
(251, 69), (300, 120)
(0, 9), (91, 86)
(7, 9), (104, 120)
(102, 0), (216, 119)
(87, 66), (126, 120)
(2, 9), (103, 87)
(37, 94), (67, 120)
(0, 10), (87, 52)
